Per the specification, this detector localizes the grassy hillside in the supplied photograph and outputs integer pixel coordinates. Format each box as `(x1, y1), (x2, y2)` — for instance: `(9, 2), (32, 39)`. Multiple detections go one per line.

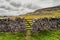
(22, 6), (60, 15)
(18, 6), (60, 19)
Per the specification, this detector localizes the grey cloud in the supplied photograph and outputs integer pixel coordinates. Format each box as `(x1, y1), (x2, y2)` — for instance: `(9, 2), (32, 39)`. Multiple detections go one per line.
(24, 4), (41, 10)
(0, 10), (6, 13)
(5, 0), (10, 2)
(0, 9), (19, 16)
(0, 5), (19, 11)
(53, 0), (60, 5)
(0, 9), (7, 16)
(29, 6), (41, 10)
(10, 2), (21, 8)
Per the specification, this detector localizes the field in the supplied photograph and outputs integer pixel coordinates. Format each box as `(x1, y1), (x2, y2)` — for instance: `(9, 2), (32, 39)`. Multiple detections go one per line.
(31, 30), (60, 40)
(0, 30), (60, 40)
(0, 32), (26, 40)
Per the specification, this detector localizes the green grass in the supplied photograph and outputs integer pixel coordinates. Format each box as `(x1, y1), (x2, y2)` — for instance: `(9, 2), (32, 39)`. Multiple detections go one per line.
(31, 30), (60, 40)
(0, 30), (60, 40)
(0, 32), (26, 40)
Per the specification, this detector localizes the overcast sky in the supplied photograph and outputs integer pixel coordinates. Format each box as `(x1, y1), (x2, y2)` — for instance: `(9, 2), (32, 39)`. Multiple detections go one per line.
(0, 0), (60, 16)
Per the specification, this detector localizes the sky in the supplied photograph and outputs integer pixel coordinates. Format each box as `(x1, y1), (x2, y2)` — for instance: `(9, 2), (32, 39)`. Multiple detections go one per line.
(0, 0), (60, 16)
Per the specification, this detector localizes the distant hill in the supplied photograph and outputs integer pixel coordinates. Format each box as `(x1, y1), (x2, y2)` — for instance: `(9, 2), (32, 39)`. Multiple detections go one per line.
(22, 5), (60, 15)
